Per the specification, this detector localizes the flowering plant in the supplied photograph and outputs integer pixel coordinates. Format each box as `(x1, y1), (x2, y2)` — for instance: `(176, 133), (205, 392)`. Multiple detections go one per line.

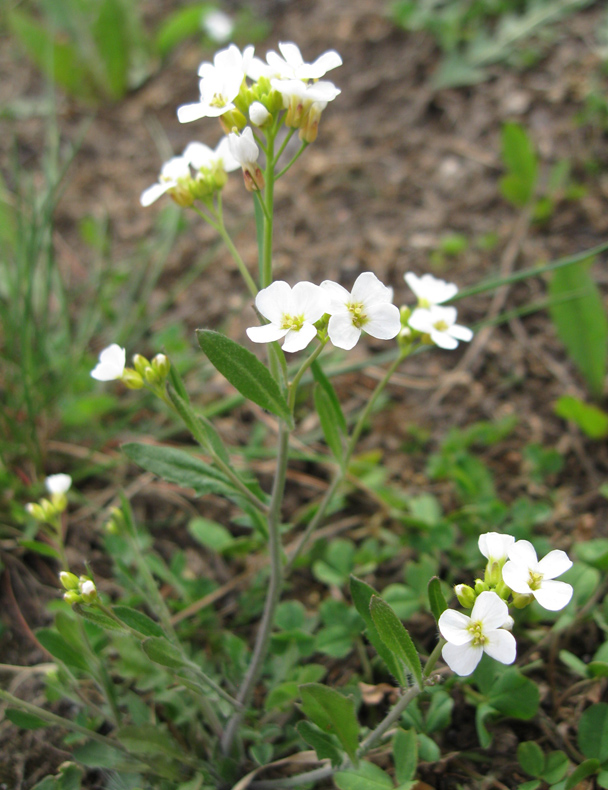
(12, 38), (582, 790)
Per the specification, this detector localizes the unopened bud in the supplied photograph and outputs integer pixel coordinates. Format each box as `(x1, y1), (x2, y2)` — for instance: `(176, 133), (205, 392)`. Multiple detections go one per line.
(400, 305), (411, 325)
(219, 108), (247, 135)
(50, 493), (68, 513)
(151, 354), (170, 380)
(454, 584), (476, 608)
(474, 578), (488, 595)
(249, 101), (271, 127)
(59, 571), (80, 591)
(63, 590), (81, 605)
(26, 502), (45, 521)
(122, 369), (144, 389)
(79, 578), (97, 603)
(143, 365), (159, 385)
(132, 354), (150, 376)
(243, 166), (265, 193)
(511, 593), (534, 609)
(40, 498), (56, 521)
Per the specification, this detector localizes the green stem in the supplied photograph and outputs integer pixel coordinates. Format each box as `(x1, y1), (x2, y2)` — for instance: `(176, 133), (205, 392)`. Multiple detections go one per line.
(275, 141), (308, 180)
(221, 422), (290, 756)
(274, 127), (296, 165)
(287, 341), (326, 412)
(261, 133), (275, 288)
(286, 348), (409, 569)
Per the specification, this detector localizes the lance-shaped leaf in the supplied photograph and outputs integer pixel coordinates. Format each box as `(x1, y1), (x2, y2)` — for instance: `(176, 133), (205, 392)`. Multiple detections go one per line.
(141, 637), (187, 670)
(112, 606), (165, 638)
(197, 329), (293, 427)
(428, 577), (448, 623)
(314, 384), (345, 462)
(296, 721), (343, 767)
(350, 576), (406, 687)
(36, 629), (90, 672)
(312, 360), (347, 434)
(299, 683), (359, 762)
(369, 596), (423, 690)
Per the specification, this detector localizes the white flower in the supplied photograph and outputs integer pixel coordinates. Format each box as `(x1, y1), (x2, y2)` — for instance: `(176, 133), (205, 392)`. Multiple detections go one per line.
(439, 591), (516, 676)
(45, 474), (72, 496)
(177, 44), (254, 123)
(91, 344), (126, 381)
(249, 41), (342, 81)
(321, 272), (401, 350)
(202, 10), (234, 43)
(502, 540), (573, 611)
(246, 281), (330, 353)
(249, 101), (271, 127)
(271, 78), (340, 142)
(408, 305), (473, 350)
(479, 532), (515, 563)
(140, 155), (191, 207)
(183, 138), (239, 173)
(227, 127), (264, 191)
(405, 272), (458, 307)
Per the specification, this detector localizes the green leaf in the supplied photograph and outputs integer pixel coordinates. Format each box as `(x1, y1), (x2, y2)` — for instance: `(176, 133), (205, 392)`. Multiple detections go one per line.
(72, 741), (147, 772)
(349, 576), (406, 687)
(554, 396), (608, 439)
(335, 761), (393, 790)
(296, 720), (343, 767)
(394, 728), (417, 784)
(488, 669), (539, 720)
(299, 683), (359, 761)
(36, 629), (90, 672)
(188, 517), (235, 553)
(197, 330), (293, 427)
(122, 442), (237, 498)
(141, 637), (187, 670)
(72, 604), (125, 632)
(311, 360), (347, 434)
(5, 709), (48, 730)
(517, 741), (544, 778)
(167, 385), (231, 466)
(19, 540), (61, 558)
(115, 724), (182, 760)
(314, 383), (345, 462)
(93, 0), (129, 99)
(369, 595), (423, 689)
(549, 259), (607, 399)
(578, 703), (608, 762)
(112, 606), (165, 638)
(542, 751), (569, 783)
(499, 123), (538, 207)
(564, 759), (601, 790)
(427, 576), (448, 622)
(155, 3), (212, 57)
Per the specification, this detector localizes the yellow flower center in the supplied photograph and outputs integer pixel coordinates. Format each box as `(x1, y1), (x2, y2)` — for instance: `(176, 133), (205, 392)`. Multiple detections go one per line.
(347, 301), (368, 329)
(281, 313), (305, 331)
(528, 570), (544, 591)
(210, 93), (228, 108)
(433, 319), (449, 332)
(467, 620), (487, 647)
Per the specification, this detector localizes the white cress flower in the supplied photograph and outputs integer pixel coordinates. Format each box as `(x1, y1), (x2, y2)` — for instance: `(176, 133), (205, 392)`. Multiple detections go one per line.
(183, 138), (239, 173)
(246, 281), (330, 353)
(479, 532), (515, 563)
(502, 540), (573, 611)
(250, 41), (342, 81)
(408, 304), (473, 350)
(227, 127), (264, 191)
(140, 155), (192, 207)
(177, 44), (254, 123)
(271, 79), (340, 143)
(321, 272), (401, 350)
(405, 272), (458, 307)
(91, 344), (126, 381)
(439, 591), (516, 676)
(202, 10), (234, 43)
(45, 474), (72, 496)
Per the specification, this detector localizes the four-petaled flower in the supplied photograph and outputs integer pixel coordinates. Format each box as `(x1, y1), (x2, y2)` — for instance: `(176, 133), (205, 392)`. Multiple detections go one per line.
(91, 344), (126, 381)
(183, 139), (239, 174)
(405, 272), (458, 307)
(502, 540), (573, 611)
(246, 281), (330, 353)
(439, 591), (516, 676)
(271, 79), (341, 143)
(45, 474), (72, 496)
(321, 272), (401, 350)
(479, 532), (515, 563)
(408, 304), (473, 350)
(177, 44), (254, 123)
(249, 41), (342, 81)
(140, 155), (192, 207)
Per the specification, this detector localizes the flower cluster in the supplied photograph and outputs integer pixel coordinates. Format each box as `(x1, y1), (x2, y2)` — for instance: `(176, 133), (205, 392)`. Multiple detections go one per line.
(60, 571), (98, 605)
(26, 474), (72, 522)
(90, 345), (170, 391)
(438, 532), (573, 676)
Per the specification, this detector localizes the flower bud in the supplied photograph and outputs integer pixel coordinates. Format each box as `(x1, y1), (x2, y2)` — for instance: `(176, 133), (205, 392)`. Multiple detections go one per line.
(249, 101), (271, 127)
(40, 498), (56, 521)
(474, 578), (488, 595)
(143, 365), (160, 386)
(219, 108), (247, 135)
(511, 593), (534, 609)
(454, 584), (476, 609)
(50, 493), (68, 514)
(79, 578), (97, 603)
(151, 354), (170, 380)
(26, 502), (46, 521)
(63, 590), (81, 605)
(122, 369), (145, 389)
(132, 354), (150, 376)
(59, 571), (80, 591)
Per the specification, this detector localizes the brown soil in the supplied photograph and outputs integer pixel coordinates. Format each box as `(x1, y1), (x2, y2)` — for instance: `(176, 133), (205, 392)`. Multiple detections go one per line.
(2, 0), (608, 787)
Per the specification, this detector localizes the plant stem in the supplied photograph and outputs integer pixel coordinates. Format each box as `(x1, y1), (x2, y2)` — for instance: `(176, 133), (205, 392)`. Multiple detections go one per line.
(286, 349), (408, 569)
(287, 341), (326, 412)
(221, 422), (290, 756)
(274, 127), (296, 165)
(261, 133), (275, 288)
(276, 141), (308, 180)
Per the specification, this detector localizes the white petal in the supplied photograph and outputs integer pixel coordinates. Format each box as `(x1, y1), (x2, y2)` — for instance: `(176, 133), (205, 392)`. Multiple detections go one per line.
(305, 50), (342, 79)
(91, 344), (126, 381)
(442, 641), (483, 676)
(250, 102), (270, 126)
(449, 324), (474, 342)
(537, 550), (572, 580)
(278, 42), (304, 68)
(246, 324), (289, 344)
(430, 329), (458, 350)
(320, 280), (351, 313)
(484, 629), (516, 665)
(364, 303), (401, 340)
(327, 314), (361, 350)
(214, 137), (240, 172)
(471, 591), (509, 632)
(351, 272), (393, 307)
(140, 182), (172, 207)
(438, 609), (472, 645)
(291, 282), (330, 323)
(508, 540), (538, 569)
(282, 323), (317, 353)
(177, 102), (208, 123)
(534, 580), (573, 611)
(478, 532), (515, 561)
(255, 281), (294, 324)
(45, 474), (72, 495)
(501, 560), (533, 595)
(408, 308), (433, 334)
(183, 142), (214, 169)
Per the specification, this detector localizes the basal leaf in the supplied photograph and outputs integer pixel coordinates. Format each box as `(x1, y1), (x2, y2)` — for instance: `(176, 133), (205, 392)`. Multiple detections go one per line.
(578, 703), (608, 762)
(296, 720), (343, 767)
(335, 761), (393, 790)
(554, 395), (608, 439)
(299, 683), (359, 761)
(5, 709), (48, 730)
(36, 629), (90, 672)
(393, 728), (417, 784)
